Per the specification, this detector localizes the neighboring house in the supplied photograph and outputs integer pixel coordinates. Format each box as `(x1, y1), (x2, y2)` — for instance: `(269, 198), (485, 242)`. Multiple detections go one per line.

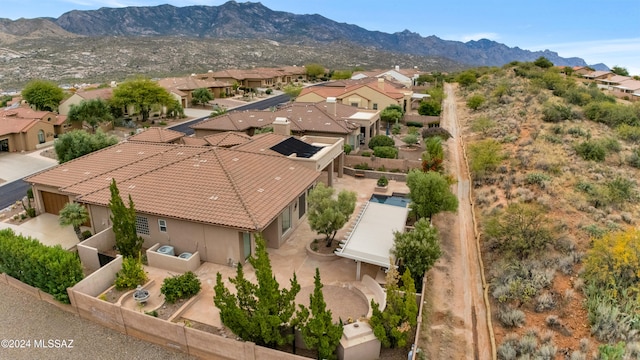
(190, 100), (380, 151)
(572, 66), (591, 76)
(612, 79), (640, 101)
(582, 70), (613, 81)
(25, 141), (321, 264)
(351, 66), (424, 87)
(0, 106), (63, 152)
(58, 88), (113, 116)
(197, 66), (307, 88)
(126, 127), (185, 144)
(297, 77), (413, 113)
(596, 75), (632, 89)
(156, 76), (232, 108)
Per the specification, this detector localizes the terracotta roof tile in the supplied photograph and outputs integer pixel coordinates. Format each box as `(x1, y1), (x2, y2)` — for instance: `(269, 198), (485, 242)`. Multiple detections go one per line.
(182, 137), (209, 146)
(28, 143), (319, 231)
(127, 127), (185, 143)
(76, 88), (113, 101)
(204, 132), (252, 147)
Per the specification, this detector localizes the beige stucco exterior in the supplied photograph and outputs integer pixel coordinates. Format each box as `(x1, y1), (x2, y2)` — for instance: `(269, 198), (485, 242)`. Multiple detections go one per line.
(0, 120), (56, 152)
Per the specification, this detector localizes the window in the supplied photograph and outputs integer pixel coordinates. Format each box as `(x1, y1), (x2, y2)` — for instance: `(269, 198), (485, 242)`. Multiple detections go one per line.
(135, 216), (150, 235)
(158, 219), (167, 233)
(350, 102), (358, 107)
(373, 103), (378, 110)
(282, 207), (291, 234)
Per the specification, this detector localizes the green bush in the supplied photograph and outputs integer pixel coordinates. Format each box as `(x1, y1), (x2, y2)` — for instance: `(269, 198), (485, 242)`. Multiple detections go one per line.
(265, 88), (272, 95)
(498, 307), (525, 327)
(584, 101), (639, 127)
(161, 271), (201, 304)
(466, 94), (486, 110)
(377, 176), (389, 187)
(627, 148), (640, 168)
(421, 127), (452, 140)
(391, 124), (401, 135)
(360, 151), (372, 157)
(405, 121), (424, 128)
(567, 127), (587, 138)
(541, 102), (573, 122)
(470, 116), (496, 134)
(343, 144), (352, 155)
(575, 140), (606, 162)
(525, 172), (551, 187)
(368, 135), (395, 149)
(0, 229), (84, 303)
(353, 163), (372, 170)
(115, 256), (148, 290)
(373, 146), (398, 159)
(617, 124), (640, 142)
(402, 134), (419, 146)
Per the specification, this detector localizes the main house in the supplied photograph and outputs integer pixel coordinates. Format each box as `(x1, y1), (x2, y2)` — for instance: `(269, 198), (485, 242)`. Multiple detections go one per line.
(190, 100), (381, 151)
(157, 76), (233, 108)
(196, 66), (308, 88)
(26, 140), (321, 265)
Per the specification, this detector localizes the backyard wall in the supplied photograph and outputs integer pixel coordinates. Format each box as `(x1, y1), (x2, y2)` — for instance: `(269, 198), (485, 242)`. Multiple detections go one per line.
(344, 155), (421, 174)
(77, 226), (115, 272)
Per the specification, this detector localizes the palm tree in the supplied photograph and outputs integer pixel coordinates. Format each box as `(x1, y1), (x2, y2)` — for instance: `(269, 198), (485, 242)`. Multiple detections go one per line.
(59, 202), (89, 240)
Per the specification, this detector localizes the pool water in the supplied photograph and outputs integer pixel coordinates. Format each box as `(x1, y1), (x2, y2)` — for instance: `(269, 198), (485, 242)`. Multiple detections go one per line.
(369, 194), (410, 208)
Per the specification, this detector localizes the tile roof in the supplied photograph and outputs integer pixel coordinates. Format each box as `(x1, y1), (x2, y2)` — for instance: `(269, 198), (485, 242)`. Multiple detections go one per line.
(191, 101), (361, 135)
(232, 133), (291, 156)
(182, 137), (209, 146)
(0, 107), (56, 135)
(298, 78), (407, 100)
(27, 142), (319, 231)
(204, 132), (252, 147)
(615, 79), (640, 91)
(127, 127), (185, 143)
(157, 77), (230, 92)
(76, 88), (113, 101)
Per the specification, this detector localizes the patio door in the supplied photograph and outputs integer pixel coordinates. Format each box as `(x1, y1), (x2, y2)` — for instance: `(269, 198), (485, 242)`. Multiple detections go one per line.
(243, 232), (251, 260)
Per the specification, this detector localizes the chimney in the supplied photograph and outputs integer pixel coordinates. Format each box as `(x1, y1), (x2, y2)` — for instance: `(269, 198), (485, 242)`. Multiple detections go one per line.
(326, 97), (337, 117)
(272, 117), (291, 136)
(378, 78), (385, 90)
(395, 65), (400, 71)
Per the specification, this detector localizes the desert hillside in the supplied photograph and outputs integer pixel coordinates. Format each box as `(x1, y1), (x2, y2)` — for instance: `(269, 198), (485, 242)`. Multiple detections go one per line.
(456, 64), (640, 358)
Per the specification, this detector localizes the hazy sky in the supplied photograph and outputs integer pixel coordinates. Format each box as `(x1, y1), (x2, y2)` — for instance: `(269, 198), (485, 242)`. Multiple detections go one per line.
(3, 0), (639, 74)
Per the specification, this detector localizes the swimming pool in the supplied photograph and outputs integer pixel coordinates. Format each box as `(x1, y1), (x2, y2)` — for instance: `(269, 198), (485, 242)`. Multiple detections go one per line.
(369, 194), (410, 208)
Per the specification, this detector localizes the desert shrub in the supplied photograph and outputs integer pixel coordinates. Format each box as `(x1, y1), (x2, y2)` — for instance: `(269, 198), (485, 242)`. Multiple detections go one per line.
(353, 163), (372, 170)
(526, 172), (551, 188)
(542, 101), (573, 122)
(542, 134), (563, 144)
(421, 127), (452, 140)
(391, 123), (401, 135)
(468, 139), (503, 179)
(601, 138), (621, 152)
(627, 148), (640, 168)
(536, 292), (556, 312)
(466, 94), (486, 110)
(402, 134), (419, 146)
(519, 332), (538, 355)
(616, 124), (640, 143)
(498, 307), (525, 327)
(161, 271), (202, 304)
(484, 203), (555, 260)
(368, 135), (395, 149)
(360, 151), (372, 157)
(567, 127), (588, 138)
(115, 256), (148, 290)
(537, 342), (557, 359)
(497, 340), (517, 360)
(598, 342), (626, 360)
(405, 121), (424, 128)
(0, 229), (84, 303)
(373, 146), (398, 159)
(471, 116), (496, 134)
(585, 101), (639, 127)
(564, 88), (592, 106)
(491, 260), (555, 304)
(575, 140), (606, 161)
(582, 224), (608, 238)
(407, 126), (420, 135)
(606, 177), (635, 205)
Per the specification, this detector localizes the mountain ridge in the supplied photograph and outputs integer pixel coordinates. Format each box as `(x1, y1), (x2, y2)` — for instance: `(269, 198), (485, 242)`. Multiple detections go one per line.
(0, 1), (599, 68)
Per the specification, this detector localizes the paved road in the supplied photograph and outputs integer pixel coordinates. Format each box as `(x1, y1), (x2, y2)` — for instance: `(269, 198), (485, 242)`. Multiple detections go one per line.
(0, 179), (30, 210)
(0, 282), (194, 360)
(168, 93), (290, 135)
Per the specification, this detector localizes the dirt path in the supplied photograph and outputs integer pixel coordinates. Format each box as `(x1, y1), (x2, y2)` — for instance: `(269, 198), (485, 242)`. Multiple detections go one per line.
(422, 83), (492, 359)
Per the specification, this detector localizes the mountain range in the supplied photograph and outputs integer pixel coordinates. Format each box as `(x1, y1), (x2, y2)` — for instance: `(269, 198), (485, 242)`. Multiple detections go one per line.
(0, 1), (608, 88)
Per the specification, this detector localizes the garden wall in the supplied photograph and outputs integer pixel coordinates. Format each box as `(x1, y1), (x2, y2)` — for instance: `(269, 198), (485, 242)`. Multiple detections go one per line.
(147, 243), (201, 274)
(344, 155), (421, 174)
(77, 226), (115, 272)
(0, 273), (77, 315)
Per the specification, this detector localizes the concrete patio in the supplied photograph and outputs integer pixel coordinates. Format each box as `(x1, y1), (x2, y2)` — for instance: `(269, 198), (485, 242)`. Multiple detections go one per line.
(0, 213), (83, 250)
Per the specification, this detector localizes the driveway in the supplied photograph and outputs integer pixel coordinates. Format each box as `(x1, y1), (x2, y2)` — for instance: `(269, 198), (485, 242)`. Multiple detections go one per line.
(0, 149), (57, 185)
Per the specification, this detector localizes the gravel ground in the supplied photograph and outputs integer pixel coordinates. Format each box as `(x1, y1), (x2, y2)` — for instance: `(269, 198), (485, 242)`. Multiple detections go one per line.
(0, 282), (194, 360)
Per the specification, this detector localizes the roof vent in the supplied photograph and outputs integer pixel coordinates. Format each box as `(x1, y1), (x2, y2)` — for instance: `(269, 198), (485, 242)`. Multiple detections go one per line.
(327, 97), (337, 103)
(84, 171), (91, 175)
(275, 176), (281, 181)
(257, 188), (264, 193)
(137, 151), (145, 155)
(232, 158), (239, 161)
(177, 151), (184, 155)
(128, 185), (136, 189)
(62, 169), (68, 172)
(209, 195), (219, 200)
(116, 149), (122, 153)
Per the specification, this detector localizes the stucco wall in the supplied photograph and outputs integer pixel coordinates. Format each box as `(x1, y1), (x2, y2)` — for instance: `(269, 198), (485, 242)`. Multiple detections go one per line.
(77, 226), (116, 272)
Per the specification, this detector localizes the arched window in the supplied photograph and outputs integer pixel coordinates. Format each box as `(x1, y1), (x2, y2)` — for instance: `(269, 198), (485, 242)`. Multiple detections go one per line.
(38, 130), (45, 144)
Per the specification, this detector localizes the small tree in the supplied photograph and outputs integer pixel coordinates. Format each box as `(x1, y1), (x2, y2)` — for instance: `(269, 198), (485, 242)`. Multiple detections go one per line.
(380, 107), (403, 127)
(534, 56), (554, 68)
(191, 88), (213, 107)
(214, 235), (300, 348)
(109, 179), (144, 259)
(296, 268), (344, 360)
(392, 218), (442, 287)
(21, 79), (64, 111)
(67, 98), (114, 132)
(418, 99), (442, 116)
(369, 264), (418, 348)
(455, 71), (478, 87)
(308, 183), (357, 246)
(305, 63), (325, 80)
(611, 66), (629, 77)
(59, 202), (89, 240)
(111, 77), (173, 122)
(468, 139), (503, 179)
(406, 170), (458, 220)
(283, 83), (303, 99)
(402, 133), (419, 147)
(54, 129), (119, 163)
